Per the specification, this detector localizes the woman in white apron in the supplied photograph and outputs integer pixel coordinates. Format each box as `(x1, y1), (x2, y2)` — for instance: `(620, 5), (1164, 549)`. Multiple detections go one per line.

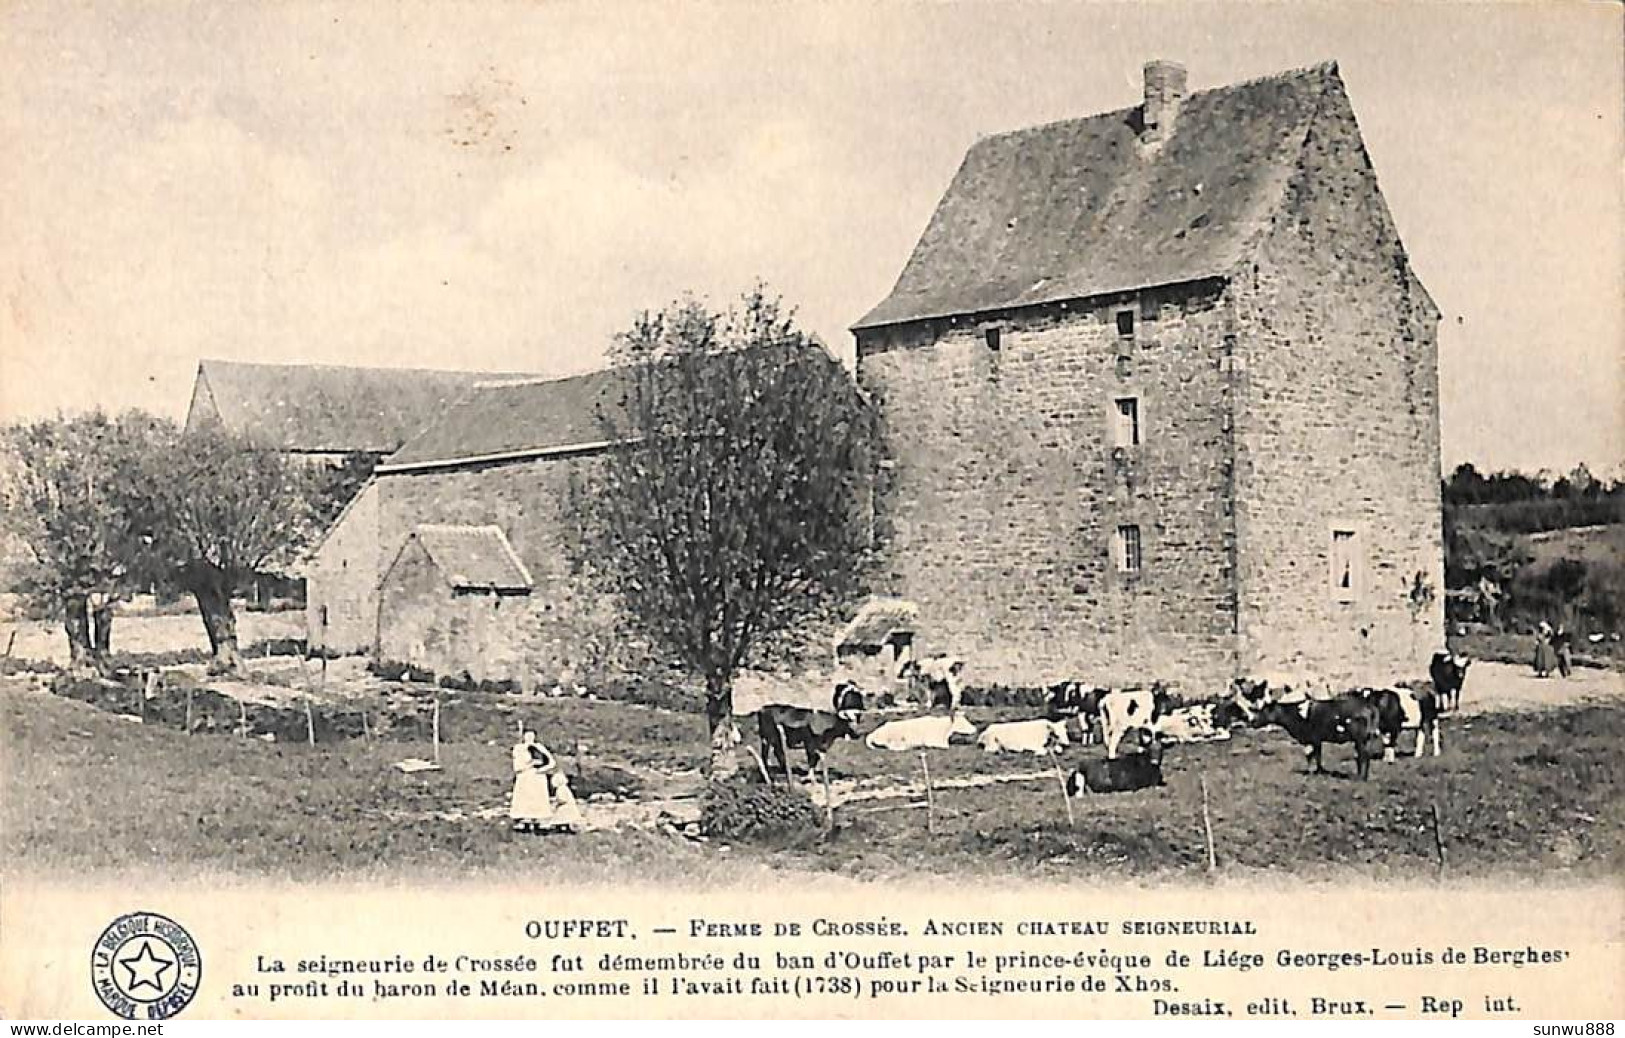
(509, 731), (585, 834)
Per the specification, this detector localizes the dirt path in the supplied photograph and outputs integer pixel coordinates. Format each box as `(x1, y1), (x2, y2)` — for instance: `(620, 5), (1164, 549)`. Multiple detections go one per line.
(1456, 661), (1623, 716)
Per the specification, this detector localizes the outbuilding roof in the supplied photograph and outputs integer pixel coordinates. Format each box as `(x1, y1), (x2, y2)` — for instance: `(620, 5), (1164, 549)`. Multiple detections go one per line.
(186, 359), (534, 454)
(407, 524), (533, 592)
(853, 62), (1341, 330)
(836, 597), (919, 651)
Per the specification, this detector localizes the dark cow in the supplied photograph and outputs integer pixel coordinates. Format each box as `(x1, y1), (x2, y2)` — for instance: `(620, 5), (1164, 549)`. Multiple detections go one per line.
(1252, 695), (1385, 781)
(1045, 681), (1106, 743)
(1359, 685), (1441, 760)
(1067, 727), (1165, 795)
(755, 681), (865, 781)
(1430, 652), (1471, 712)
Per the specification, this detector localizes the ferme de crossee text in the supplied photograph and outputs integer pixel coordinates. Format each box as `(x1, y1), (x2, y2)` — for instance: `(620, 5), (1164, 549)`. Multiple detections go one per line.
(521, 917), (1260, 940)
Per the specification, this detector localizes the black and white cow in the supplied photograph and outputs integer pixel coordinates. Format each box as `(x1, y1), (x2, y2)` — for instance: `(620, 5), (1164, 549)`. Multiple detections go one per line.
(1359, 685), (1442, 760)
(755, 681), (866, 780)
(1098, 684), (1172, 759)
(1067, 727), (1165, 794)
(1429, 652), (1471, 713)
(1045, 681), (1106, 744)
(901, 655), (967, 712)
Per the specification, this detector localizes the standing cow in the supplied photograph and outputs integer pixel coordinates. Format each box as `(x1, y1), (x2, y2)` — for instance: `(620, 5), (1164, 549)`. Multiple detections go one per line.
(1251, 695), (1385, 781)
(1429, 652), (1471, 712)
(1098, 685), (1171, 759)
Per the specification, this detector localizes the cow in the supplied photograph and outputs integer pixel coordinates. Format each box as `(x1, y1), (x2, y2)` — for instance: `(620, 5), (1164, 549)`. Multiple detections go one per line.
(1429, 652), (1471, 712)
(754, 681), (866, 781)
(1251, 695), (1385, 780)
(901, 655), (966, 712)
(1045, 681), (1106, 744)
(1152, 704), (1232, 744)
(1359, 685), (1442, 761)
(976, 718), (1070, 755)
(864, 712), (977, 751)
(1098, 685), (1171, 759)
(1067, 728), (1165, 794)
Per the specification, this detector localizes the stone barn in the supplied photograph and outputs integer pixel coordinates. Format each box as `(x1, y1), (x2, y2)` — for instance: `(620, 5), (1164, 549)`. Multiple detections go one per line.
(853, 60), (1443, 690)
(833, 597), (918, 695)
(375, 524), (534, 682)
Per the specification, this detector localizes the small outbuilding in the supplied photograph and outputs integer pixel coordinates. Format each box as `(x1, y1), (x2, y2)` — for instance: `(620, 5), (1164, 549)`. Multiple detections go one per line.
(376, 524), (534, 683)
(833, 597), (918, 693)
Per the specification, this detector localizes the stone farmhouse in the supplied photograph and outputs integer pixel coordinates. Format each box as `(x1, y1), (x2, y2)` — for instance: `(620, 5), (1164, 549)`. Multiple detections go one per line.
(183, 359), (532, 465)
(852, 61), (1443, 690)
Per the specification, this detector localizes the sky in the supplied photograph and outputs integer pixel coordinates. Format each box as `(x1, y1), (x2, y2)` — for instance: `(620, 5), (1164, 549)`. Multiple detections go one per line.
(1, 1), (1620, 476)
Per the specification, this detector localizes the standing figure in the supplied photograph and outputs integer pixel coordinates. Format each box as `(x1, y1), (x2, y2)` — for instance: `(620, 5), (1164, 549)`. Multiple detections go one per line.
(1553, 625), (1574, 679)
(510, 731), (556, 833)
(1532, 621), (1557, 678)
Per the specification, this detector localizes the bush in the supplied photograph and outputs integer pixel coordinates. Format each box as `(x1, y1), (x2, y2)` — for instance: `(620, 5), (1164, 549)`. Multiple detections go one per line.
(700, 778), (823, 843)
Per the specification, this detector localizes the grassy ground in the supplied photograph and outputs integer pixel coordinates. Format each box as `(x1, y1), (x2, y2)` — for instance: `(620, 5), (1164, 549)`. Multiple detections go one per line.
(6, 675), (1622, 884)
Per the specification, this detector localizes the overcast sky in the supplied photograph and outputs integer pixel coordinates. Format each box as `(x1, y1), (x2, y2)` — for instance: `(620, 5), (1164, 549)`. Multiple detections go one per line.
(1, 1), (1620, 476)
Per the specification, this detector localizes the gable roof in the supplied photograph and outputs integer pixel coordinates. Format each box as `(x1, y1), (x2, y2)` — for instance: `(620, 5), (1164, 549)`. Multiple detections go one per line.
(854, 62), (1342, 330)
(404, 524), (533, 592)
(378, 367), (628, 472)
(836, 597), (919, 652)
(187, 360), (535, 454)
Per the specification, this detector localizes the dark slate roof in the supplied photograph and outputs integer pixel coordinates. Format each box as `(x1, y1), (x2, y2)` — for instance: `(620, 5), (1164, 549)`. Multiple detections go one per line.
(411, 524), (533, 591)
(188, 360), (536, 454)
(854, 62), (1340, 329)
(837, 597), (919, 651)
(379, 367), (628, 470)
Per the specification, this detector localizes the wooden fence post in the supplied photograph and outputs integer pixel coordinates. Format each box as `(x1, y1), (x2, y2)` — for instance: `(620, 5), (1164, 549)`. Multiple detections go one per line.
(238, 697), (247, 737)
(821, 759), (835, 831)
(919, 752), (936, 835)
(184, 686), (194, 734)
(304, 695), (316, 747)
(1053, 759), (1076, 830)
(1200, 775), (1218, 872)
(1430, 801), (1447, 877)
(432, 697), (442, 766)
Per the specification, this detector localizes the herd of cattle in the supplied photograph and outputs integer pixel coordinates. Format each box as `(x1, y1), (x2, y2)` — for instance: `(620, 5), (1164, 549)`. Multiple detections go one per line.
(752, 651), (1475, 792)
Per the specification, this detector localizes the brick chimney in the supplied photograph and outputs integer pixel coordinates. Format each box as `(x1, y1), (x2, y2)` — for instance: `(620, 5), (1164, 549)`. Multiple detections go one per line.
(1142, 60), (1188, 145)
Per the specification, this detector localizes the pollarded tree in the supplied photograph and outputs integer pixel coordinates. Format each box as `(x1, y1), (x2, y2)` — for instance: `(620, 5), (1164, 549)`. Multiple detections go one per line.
(144, 427), (321, 671)
(572, 287), (879, 776)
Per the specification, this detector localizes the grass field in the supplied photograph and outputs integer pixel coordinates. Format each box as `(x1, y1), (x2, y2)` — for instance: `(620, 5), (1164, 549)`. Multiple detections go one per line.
(5, 670), (1622, 885)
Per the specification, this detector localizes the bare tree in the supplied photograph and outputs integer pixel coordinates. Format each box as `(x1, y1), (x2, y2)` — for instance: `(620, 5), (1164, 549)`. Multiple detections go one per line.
(572, 287), (878, 777)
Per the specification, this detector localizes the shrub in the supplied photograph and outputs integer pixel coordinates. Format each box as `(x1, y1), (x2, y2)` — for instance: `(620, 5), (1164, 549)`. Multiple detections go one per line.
(700, 778), (823, 843)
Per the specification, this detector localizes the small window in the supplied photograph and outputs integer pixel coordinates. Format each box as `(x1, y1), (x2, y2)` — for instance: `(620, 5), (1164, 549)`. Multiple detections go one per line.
(1331, 528), (1361, 600)
(984, 326), (1002, 351)
(1116, 525), (1143, 574)
(1115, 310), (1135, 338)
(1114, 397), (1141, 447)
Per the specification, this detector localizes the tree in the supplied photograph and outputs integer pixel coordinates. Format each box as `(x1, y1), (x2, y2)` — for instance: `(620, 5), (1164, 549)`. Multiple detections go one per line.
(0, 412), (168, 666)
(144, 427), (321, 671)
(571, 287), (878, 777)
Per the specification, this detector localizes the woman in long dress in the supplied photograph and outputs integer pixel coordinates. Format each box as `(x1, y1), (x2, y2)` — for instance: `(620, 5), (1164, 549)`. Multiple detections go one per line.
(510, 731), (557, 833)
(1532, 621), (1558, 678)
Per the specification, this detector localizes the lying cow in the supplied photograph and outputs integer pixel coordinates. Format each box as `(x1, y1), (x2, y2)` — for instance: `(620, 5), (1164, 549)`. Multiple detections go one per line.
(901, 656), (966, 712)
(1067, 728), (1164, 794)
(977, 718), (1069, 755)
(1152, 704), (1231, 744)
(1251, 695), (1384, 781)
(864, 712), (977, 751)
(1045, 681), (1106, 743)
(1358, 685), (1442, 760)
(1429, 652), (1471, 712)
(1098, 685), (1171, 759)
(755, 681), (866, 780)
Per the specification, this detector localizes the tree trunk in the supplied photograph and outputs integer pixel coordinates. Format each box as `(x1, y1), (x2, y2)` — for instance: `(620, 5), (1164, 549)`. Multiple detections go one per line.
(705, 678), (740, 781)
(192, 574), (242, 672)
(91, 599), (115, 658)
(62, 593), (92, 668)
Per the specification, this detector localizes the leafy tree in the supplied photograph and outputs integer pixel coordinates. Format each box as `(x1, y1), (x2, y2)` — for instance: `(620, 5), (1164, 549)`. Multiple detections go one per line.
(0, 412), (170, 665)
(143, 427), (321, 670)
(312, 451), (379, 526)
(571, 287), (878, 776)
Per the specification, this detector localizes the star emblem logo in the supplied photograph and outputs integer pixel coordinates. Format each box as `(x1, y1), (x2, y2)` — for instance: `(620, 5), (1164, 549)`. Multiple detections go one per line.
(117, 938), (174, 994)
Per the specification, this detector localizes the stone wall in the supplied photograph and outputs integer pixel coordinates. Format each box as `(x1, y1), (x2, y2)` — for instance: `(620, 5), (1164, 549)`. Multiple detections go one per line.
(375, 536), (533, 682)
(1230, 78), (1444, 684)
(855, 284), (1240, 692)
(305, 479), (381, 654)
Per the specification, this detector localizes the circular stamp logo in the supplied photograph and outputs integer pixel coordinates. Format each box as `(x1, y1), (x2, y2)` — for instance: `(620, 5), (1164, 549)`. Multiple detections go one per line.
(91, 911), (202, 1020)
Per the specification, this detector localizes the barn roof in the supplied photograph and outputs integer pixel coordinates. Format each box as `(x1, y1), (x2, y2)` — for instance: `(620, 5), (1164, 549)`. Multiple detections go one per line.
(379, 367), (627, 471)
(854, 62), (1341, 330)
(836, 597), (919, 651)
(408, 524), (533, 592)
(187, 359), (535, 454)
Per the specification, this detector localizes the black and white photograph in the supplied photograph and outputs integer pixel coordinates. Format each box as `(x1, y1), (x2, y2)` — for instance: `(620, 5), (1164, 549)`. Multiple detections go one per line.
(1, 0), (1620, 1023)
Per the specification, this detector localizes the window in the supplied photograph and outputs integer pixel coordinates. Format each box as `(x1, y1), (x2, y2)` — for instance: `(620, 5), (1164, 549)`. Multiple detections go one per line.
(984, 326), (1002, 351)
(1116, 310), (1135, 338)
(1116, 525), (1143, 574)
(1331, 528), (1361, 600)
(1114, 397), (1141, 447)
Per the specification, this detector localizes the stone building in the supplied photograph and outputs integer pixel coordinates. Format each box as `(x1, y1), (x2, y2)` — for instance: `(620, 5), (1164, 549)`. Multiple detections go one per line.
(852, 61), (1443, 690)
(375, 524), (534, 681)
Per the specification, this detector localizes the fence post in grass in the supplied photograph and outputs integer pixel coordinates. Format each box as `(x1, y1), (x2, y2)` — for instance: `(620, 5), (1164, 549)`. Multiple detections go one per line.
(1200, 775), (1218, 873)
(432, 697), (442, 766)
(821, 759), (835, 831)
(1430, 801), (1447, 877)
(360, 709), (370, 742)
(3, 629), (14, 657)
(919, 751), (936, 835)
(574, 740), (584, 780)
(185, 685), (194, 734)
(237, 696), (247, 738)
(304, 694), (316, 747)
(1053, 759), (1075, 830)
